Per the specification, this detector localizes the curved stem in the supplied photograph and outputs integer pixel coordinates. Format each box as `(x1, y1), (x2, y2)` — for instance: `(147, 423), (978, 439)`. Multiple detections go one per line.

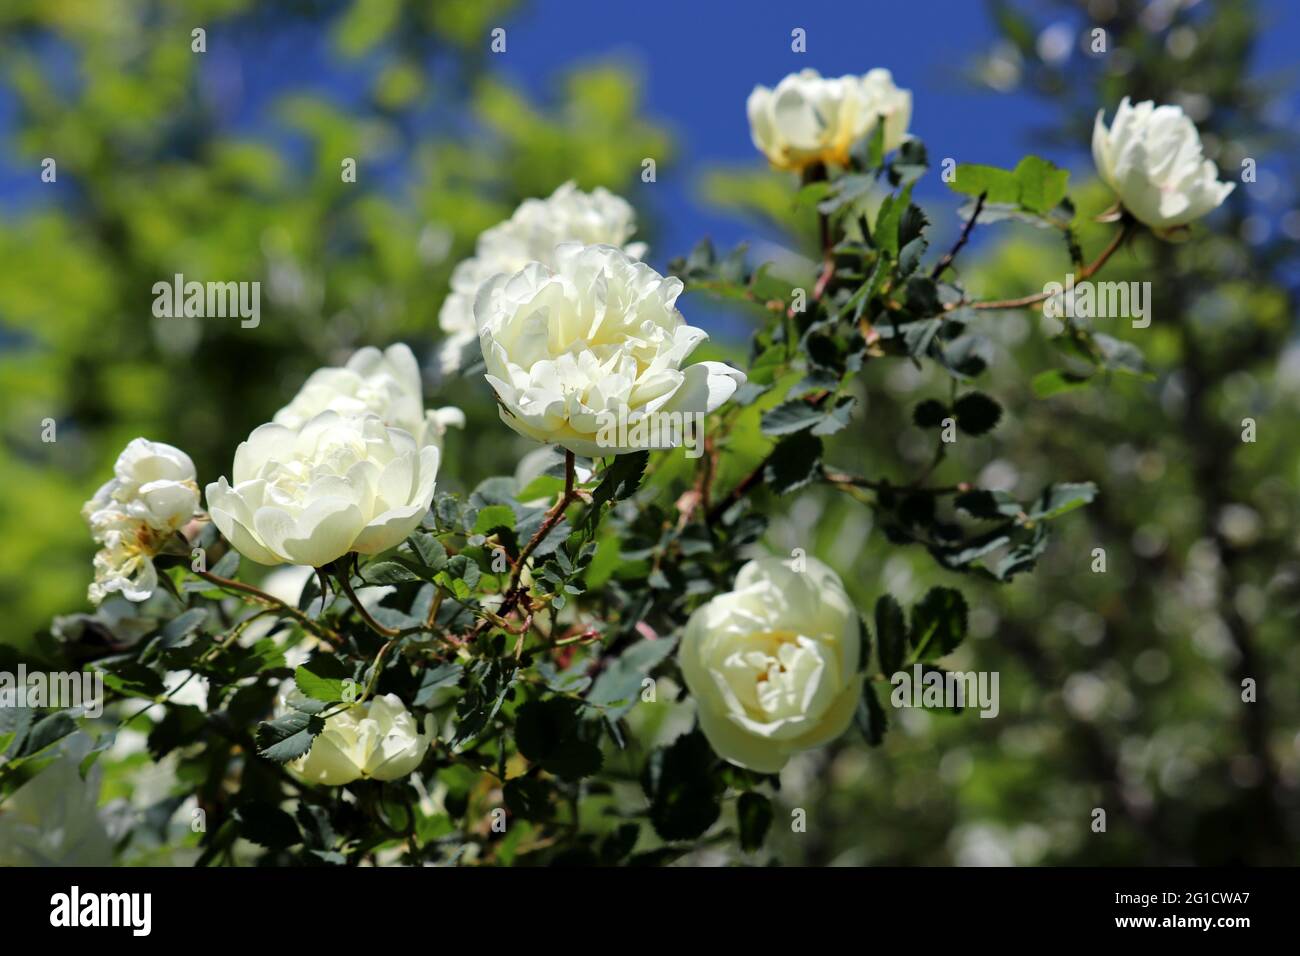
(194, 569), (340, 645)
(496, 450), (578, 620)
(962, 221), (1133, 312)
(335, 567), (402, 638)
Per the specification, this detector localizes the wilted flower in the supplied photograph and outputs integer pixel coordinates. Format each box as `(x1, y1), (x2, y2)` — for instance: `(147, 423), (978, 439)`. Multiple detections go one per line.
(1092, 97), (1234, 235)
(288, 693), (434, 786)
(679, 555), (861, 773)
(476, 243), (744, 458)
(438, 182), (646, 372)
(747, 68), (911, 171)
(82, 438), (199, 605)
(205, 410), (439, 567)
(274, 343), (463, 449)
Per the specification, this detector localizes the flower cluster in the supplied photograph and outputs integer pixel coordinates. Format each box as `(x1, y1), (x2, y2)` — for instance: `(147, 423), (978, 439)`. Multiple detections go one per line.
(74, 67), (1237, 794)
(747, 68), (912, 171)
(438, 181), (646, 372)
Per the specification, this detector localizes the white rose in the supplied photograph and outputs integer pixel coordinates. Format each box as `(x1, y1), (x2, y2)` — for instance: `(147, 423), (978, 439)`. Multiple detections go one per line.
(82, 438), (199, 605)
(476, 242), (745, 458)
(273, 342), (464, 449)
(747, 68), (912, 172)
(288, 693), (434, 786)
(205, 410), (439, 568)
(1092, 97), (1234, 235)
(82, 438), (199, 536)
(679, 555), (861, 773)
(87, 525), (161, 604)
(438, 181), (647, 372)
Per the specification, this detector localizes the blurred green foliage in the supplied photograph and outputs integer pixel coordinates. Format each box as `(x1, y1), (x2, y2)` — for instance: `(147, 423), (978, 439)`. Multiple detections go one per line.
(0, 0), (670, 650)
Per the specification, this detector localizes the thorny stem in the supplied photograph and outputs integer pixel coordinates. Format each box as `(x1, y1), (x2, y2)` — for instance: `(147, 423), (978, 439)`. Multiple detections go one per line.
(479, 450), (580, 634)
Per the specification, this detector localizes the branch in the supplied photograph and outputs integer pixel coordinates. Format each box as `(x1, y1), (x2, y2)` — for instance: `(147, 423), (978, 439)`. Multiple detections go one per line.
(487, 449), (579, 627)
(960, 220), (1133, 312)
(931, 191), (986, 279)
(194, 568), (340, 645)
(336, 566), (402, 638)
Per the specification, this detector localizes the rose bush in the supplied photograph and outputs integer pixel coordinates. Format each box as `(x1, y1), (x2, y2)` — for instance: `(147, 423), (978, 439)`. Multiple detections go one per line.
(10, 51), (1241, 867)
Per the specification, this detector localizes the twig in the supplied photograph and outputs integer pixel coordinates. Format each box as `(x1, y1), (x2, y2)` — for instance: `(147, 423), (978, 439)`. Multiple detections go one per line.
(194, 569), (340, 645)
(931, 191), (986, 279)
(960, 221), (1132, 312)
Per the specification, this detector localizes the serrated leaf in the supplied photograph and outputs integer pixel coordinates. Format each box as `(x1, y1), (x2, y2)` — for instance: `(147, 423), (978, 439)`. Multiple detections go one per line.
(294, 656), (352, 703)
(764, 432), (822, 494)
(909, 587), (968, 661)
(257, 710), (324, 763)
(473, 504), (516, 535)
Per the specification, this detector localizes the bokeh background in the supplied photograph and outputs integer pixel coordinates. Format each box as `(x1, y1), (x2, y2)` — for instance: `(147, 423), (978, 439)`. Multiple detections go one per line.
(1, 0), (1297, 864)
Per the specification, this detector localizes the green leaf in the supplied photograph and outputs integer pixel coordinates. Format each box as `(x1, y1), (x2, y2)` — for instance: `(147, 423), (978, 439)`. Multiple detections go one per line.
(1013, 156), (1070, 214)
(760, 398), (826, 436)
(764, 432), (823, 494)
(1030, 482), (1098, 521)
(294, 656), (353, 703)
(810, 396), (857, 436)
(256, 710), (324, 763)
(515, 698), (603, 780)
(95, 662), (165, 699)
(645, 729), (722, 842)
(503, 776), (554, 821)
(737, 792), (774, 852)
(854, 680), (889, 746)
(953, 392), (1002, 435)
(363, 560), (423, 585)
(1031, 369), (1094, 397)
(949, 163), (1020, 204)
(949, 156), (1069, 216)
(586, 451), (649, 525)
(909, 587), (968, 661)
(414, 662), (463, 707)
(403, 532), (448, 572)
(234, 803), (302, 850)
(587, 636), (678, 720)
(18, 710), (78, 758)
(473, 504), (516, 535)
(875, 594), (907, 675)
